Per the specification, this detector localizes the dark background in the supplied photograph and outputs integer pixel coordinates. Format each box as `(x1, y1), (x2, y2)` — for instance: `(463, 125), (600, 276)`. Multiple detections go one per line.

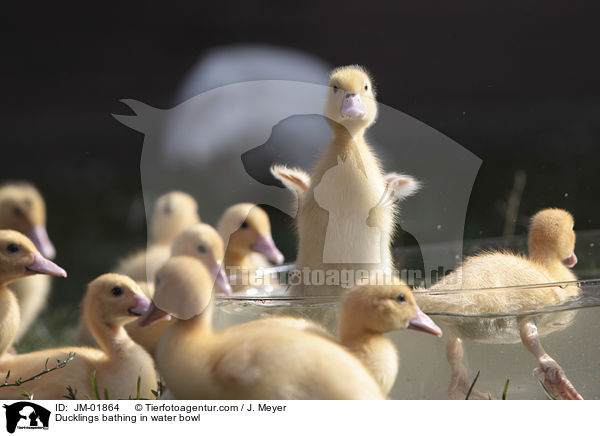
(2, 1), (600, 345)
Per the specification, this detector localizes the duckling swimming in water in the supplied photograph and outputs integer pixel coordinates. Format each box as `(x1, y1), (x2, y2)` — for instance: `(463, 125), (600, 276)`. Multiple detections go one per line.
(416, 208), (582, 400)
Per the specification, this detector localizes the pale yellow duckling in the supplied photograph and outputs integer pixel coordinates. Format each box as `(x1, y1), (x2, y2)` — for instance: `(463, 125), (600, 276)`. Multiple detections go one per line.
(217, 203), (284, 291)
(125, 223), (232, 355)
(417, 208), (582, 400)
(116, 191), (201, 282)
(141, 256), (384, 400)
(293, 66), (398, 296)
(0, 274), (157, 400)
(339, 279), (442, 395)
(0, 230), (66, 358)
(0, 183), (58, 341)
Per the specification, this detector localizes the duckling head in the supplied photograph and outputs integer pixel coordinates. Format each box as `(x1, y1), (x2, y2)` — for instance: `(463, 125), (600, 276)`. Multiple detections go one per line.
(171, 223), (232, 295)
(217, 203), (284, 265)
(528, 208), (577, 268)
(0, 230), (66, 284)
(0, 182), (56, 259)
(324, 65), (378, 136)
(340, 280), (442, 338)
(84, 274), (152, 327)
(139, 256), (213, 326)
(151, 191), (200, 245)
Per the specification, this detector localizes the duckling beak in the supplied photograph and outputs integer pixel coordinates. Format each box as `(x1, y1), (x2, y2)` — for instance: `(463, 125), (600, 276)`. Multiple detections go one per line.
(251, 234), (284, 265)
(26, 253), (67, 278)
(138, 302), (172, 327)
(128, 295), (152, 317)
(341, 93), (366, 118)
(210, 261), (232, 295)
(563, 252), (578, 268)
(407, 308), (442, 337)
(25, 225), (56, 260)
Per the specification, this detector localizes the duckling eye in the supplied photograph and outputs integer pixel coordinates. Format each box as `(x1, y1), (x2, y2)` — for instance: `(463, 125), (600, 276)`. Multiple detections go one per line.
(395, 294), (406, 303)
(13, 207), (23, 217)
(7, 243), (19, 253)
(197, 244), (207, 253)
(111, 287), (123, 297)
(240, 221), (249, 229)
(333, 85), (338, 94)
(364, 83), (369, 92)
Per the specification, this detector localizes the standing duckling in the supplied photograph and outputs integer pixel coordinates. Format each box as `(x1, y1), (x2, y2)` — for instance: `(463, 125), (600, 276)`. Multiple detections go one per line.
(140, 256), (384, 400)
(217, 203), (284, 291)
(0, 183), (58, 342)
(0, 230), (66, 358)
(125, 223), (231, 355)
(416, 208), (582, 400)
(0, 274), (157, 400)
(292, 66), (397, 296)
(338, 279), (442, 395)
(115, 191), (201, 283)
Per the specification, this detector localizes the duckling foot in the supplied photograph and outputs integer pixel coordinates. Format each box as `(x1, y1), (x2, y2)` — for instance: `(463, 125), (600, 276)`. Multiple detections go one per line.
(448, 373), (489, 400)
(534, 355), (583, 400)
(446, 336), (489, 400)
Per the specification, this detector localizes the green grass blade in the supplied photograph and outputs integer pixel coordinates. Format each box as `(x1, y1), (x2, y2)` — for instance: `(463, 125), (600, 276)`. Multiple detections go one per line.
(465, 370), (480, 400)
(90, 371), (100, 400)
(502, 379), (510, 400)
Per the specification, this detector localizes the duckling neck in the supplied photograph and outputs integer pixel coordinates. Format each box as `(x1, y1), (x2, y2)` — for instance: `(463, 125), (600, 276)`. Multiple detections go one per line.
(339, 321), (378, 347)
(529, 251), (576, 282)
(224, 248), (254, 270)
(177, 303), (215, 336)
(330, 123), (366, 146)
(88, 317), (137, 357)
(0, 286), (19, 356)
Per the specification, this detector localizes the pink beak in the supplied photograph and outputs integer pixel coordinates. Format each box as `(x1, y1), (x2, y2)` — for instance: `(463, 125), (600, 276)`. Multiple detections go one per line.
(407, 307), (442, 337)
(138, 302), (172, 327)
(210, 261), (232, 295)
(341, 93), (366, 118)
(563, 252), (578, 268)
(26, 225), (56, 260)
(251, 234), (284, 265)
(26, 253), (67, 278)
(128, 295), (151, 316)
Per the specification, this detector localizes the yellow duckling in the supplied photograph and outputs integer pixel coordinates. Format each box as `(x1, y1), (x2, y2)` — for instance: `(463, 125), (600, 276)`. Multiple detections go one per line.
(338, 279), (442, 395)
(217, 203), (284, 290)
(0, 183), (58, 341)
(417, 208), (582, 400)
(292, 66), (398, 296)
(125, 223), (231, 355)
(0, 230), (66, 358)
(115, 191), (201, 283)
(0, 274), (157, 400)
(140, 256), (384, 400)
